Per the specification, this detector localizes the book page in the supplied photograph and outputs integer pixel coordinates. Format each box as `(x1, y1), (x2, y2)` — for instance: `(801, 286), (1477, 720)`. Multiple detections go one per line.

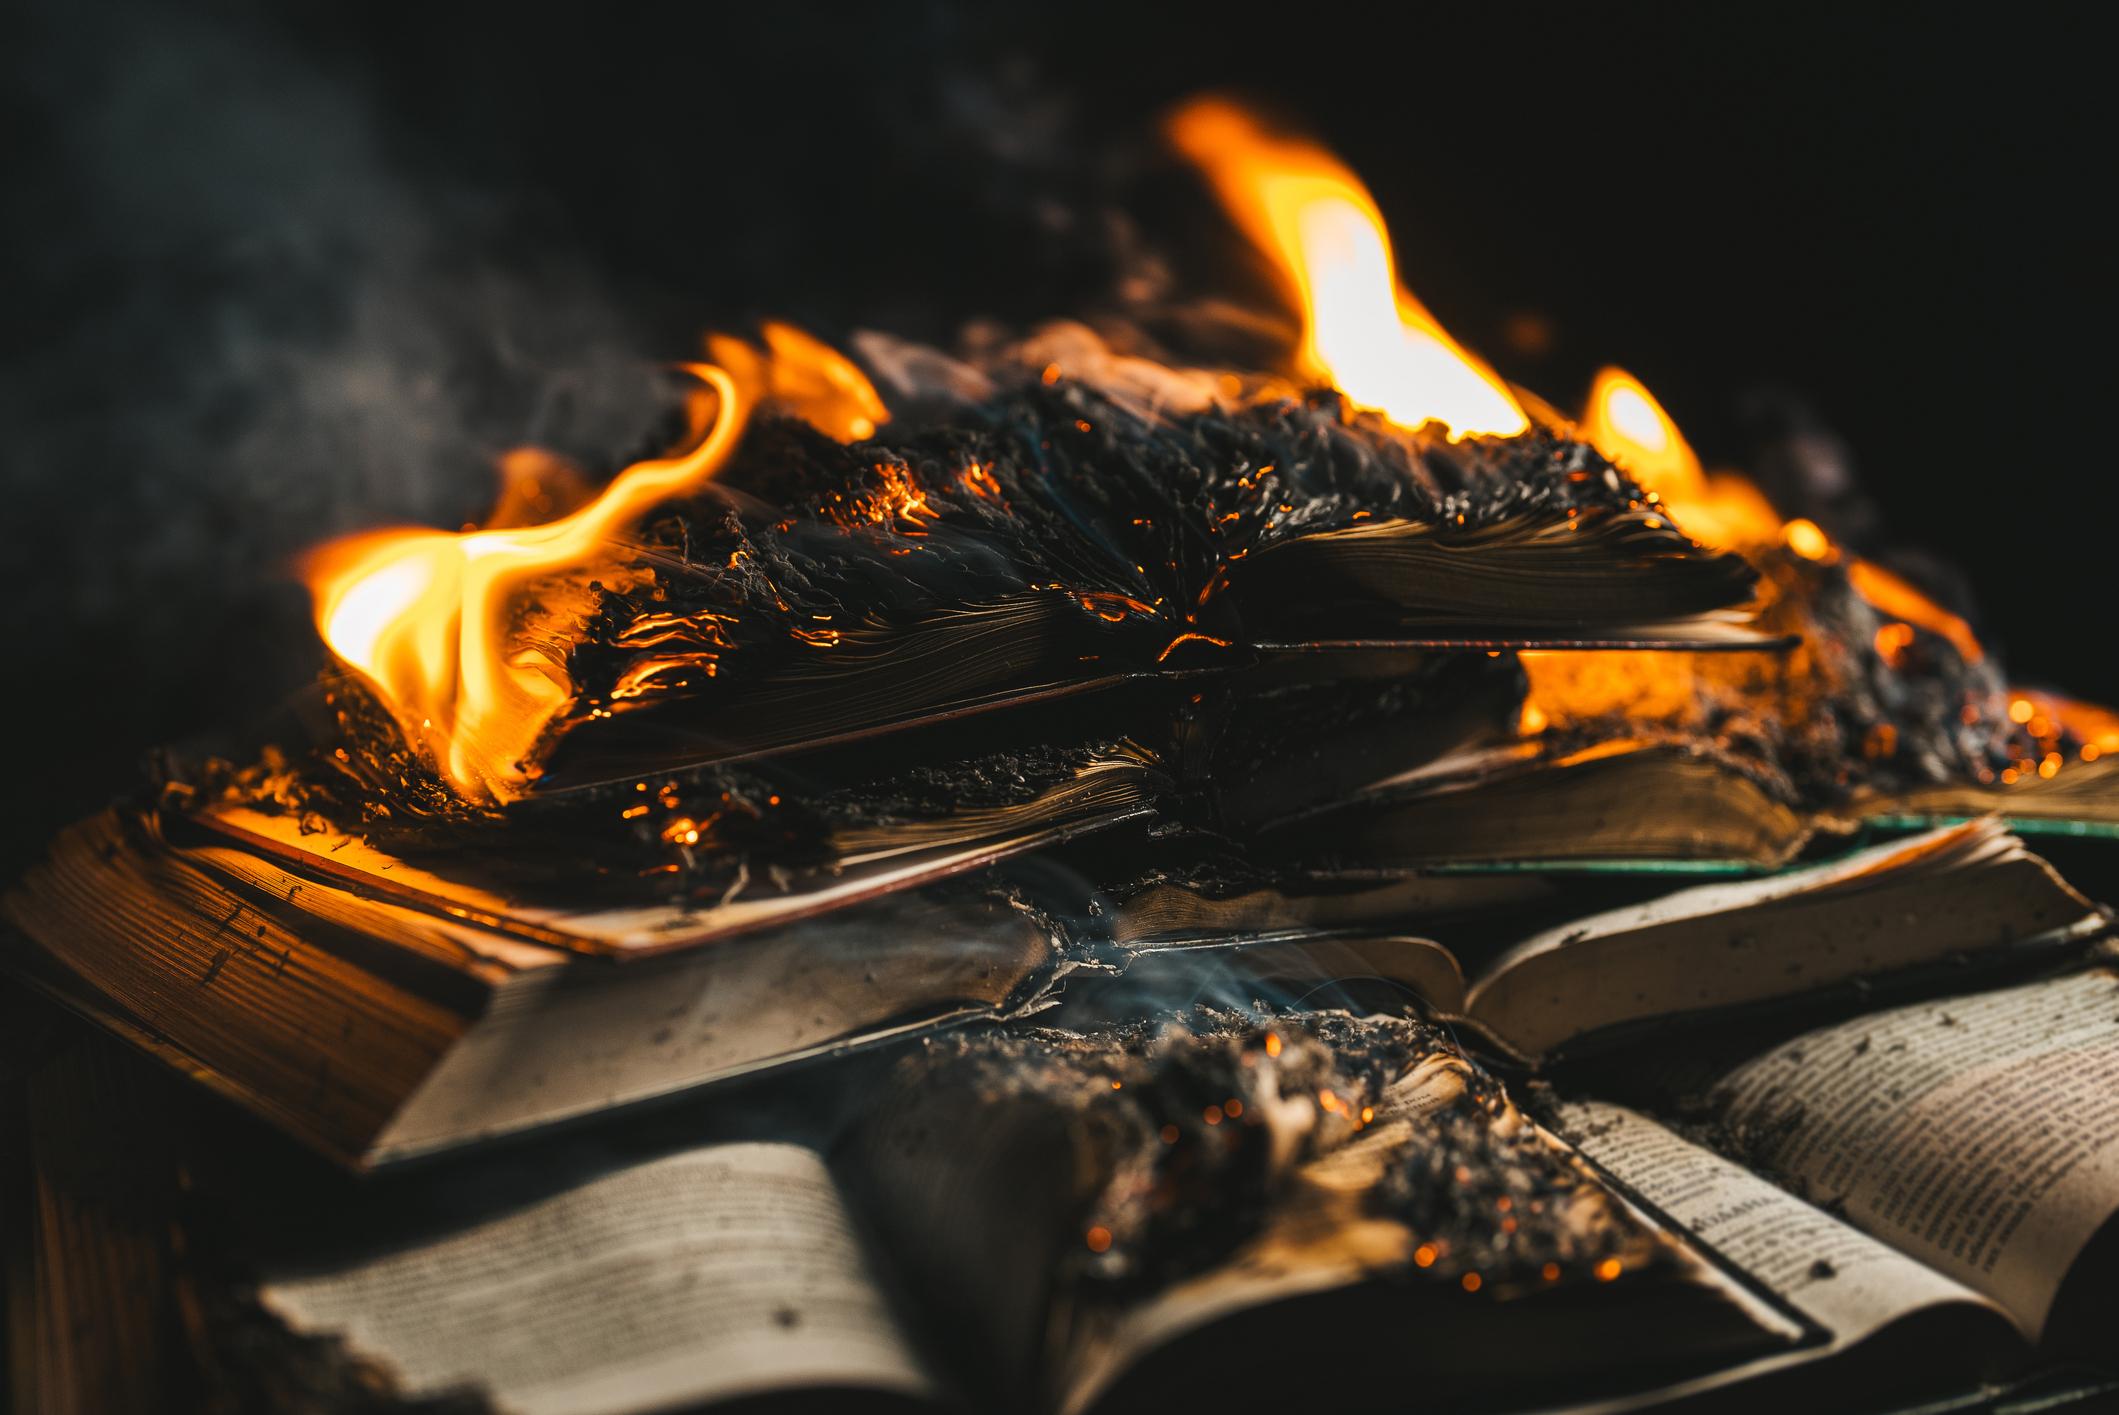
(204, 760), (1152, 956)
(376, 897), (1051, 1163)
(260, 1144), (936, 1415)
(1706, 967), (2119, 1339)
(1559, 1100), (2005, 1344)
(1466, 823), (2098, 1060)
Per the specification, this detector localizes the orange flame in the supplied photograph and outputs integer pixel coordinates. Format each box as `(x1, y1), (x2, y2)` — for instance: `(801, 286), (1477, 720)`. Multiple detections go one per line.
(1578, 367), (1780, 552)
(1168, 99), (1526, 441)
(1844, 560), (1982, 665)
(308, 364), (749, 802)
(306, 327), (889, 803)
(706, 321), (890, 443)
(1578, 367), (1706, 507)
(1526, 365), (2006, 747)
(1577, 366), (1982, 664)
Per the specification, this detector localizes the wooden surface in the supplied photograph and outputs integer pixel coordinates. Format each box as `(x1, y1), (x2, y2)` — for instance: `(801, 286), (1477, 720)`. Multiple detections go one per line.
(2, 984), (199, 1414)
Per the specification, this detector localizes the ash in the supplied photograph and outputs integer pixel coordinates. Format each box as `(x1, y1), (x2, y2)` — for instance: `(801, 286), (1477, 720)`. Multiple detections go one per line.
(904, 1009), (1666, 1301)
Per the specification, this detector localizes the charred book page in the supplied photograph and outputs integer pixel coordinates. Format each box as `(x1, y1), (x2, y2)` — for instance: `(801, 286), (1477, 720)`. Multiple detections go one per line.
(281, 318), (1762, 827)
(518, 373), (1761, 796)
(180, 735), (1163, 957)
(845, 1009), (1800, 1415)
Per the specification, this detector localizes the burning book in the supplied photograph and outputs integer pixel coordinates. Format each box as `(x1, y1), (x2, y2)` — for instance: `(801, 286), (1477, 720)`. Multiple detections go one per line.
(220, 1011), (1804, 1414)
(8, 96), (2119, 1165)
(180, 991), (2119, 1414)
(11, 80), (2119, 1415)
(1493, 366), (2119, 858)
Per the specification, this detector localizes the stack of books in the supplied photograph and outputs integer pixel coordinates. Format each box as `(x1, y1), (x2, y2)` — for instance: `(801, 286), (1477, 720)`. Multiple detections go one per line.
(8, 335), (2119, 1414)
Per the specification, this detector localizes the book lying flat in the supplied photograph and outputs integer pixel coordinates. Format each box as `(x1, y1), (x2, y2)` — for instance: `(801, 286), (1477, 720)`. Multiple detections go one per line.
(1858, 749), (2119, 839)
(0, 807), (1066, 1168)
(242, 1011), (1801, 1415)
(1251, 738), (1823, 870)
(185, 658), (1523, 964)
(1304, 733), (2119, 875)
(196, 739), (1165, 957)
(1120, 821), (2105, 1063)
(485, 391), (1765, 794)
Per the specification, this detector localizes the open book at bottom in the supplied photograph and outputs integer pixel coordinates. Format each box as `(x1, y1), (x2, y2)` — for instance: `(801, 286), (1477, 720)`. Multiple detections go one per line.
(242, 972), (2119, 1414)
(249, 1011), (1806, 1415)
(1553, 958), (2119, 1408)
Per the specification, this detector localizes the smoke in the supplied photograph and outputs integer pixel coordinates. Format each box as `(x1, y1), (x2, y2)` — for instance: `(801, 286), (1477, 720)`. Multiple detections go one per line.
(0, 0), (670, 865)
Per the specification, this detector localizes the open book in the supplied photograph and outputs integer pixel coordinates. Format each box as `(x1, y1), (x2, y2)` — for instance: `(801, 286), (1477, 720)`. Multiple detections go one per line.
(1, 807), (1065, 1168)
(1551, 955), (2119, 1405)
(1122, 820), (2106, 1063)
(245, 1011), (1803, 1415)
(247, 978), (2119, 1412)
(7, 794), (2096, 1170)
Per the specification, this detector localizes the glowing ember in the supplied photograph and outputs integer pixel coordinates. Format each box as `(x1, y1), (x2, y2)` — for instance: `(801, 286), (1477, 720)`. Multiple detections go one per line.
(1168, 98), (1527, 442)
(2011, 690), (2119, 767)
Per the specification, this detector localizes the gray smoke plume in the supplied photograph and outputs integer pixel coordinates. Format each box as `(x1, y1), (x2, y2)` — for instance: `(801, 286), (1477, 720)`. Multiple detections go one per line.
(1, 0), (671, 864)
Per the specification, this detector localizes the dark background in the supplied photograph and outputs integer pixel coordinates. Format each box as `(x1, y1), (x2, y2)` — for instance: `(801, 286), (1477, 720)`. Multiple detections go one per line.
(3, 1), (2109, 872)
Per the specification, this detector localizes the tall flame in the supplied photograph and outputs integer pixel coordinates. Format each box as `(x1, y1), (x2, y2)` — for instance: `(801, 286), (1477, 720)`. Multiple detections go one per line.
(308, 365), (750, 803)
(1168, 98), (1527, 441)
